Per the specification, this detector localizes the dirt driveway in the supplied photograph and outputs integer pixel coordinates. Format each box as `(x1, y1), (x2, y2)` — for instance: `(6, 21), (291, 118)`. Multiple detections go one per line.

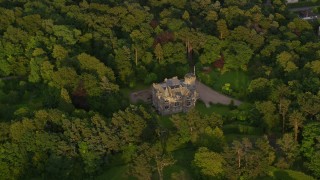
(196, 81), (241, 107)
(130, 89), (152, 103)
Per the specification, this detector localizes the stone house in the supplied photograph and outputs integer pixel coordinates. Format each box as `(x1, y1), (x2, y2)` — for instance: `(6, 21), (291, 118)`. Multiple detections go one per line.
(152, 73), (199, 115)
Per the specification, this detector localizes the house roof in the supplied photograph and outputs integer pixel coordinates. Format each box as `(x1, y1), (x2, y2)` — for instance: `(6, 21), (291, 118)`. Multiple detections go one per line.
(153, 76), (194, 100)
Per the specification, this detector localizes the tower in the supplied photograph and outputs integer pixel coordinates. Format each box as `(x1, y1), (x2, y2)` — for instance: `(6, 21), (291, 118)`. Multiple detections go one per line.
(184, 73), (196, 90)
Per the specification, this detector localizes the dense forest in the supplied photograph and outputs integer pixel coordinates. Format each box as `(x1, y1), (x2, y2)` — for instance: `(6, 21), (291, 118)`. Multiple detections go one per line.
(0, 0), (320, 179)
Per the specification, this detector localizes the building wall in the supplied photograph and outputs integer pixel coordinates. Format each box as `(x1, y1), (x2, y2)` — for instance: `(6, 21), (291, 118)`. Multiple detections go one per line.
(152, 90), (197, 115)
(287, 0), (298, 3)
(153, 97), (190, 115)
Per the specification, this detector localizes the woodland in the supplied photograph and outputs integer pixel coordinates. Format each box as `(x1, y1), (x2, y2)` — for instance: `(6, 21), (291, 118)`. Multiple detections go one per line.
(0, 0), (320, 179)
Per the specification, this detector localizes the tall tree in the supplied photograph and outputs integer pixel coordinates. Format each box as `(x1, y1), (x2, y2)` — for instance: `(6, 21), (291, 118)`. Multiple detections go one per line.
(298, 92), (320, 120)
(216, 19), (230, 39)
(115, 46), (133, 85)
(270, 84), (291, 133)
(199, 36), (222, 65)
(287, 18), (313, 35)
(110, 105), (151, 148)
(130, 143), (176, 180)
(155, 154), (176, 180)
(223, 137), (274, 180)
(193, 147), (225, 178)
(255, 101), (279, 132)
(276, 133), (299, 168)
(154, 43), (163, 63)
(289, 110), (305, 142)
(301, 122), (320, 159)
(279, 98), (291, 134)
(300, 123), (320, 178)
(223, 41), (253, 72)
(276, 51), (298, 73)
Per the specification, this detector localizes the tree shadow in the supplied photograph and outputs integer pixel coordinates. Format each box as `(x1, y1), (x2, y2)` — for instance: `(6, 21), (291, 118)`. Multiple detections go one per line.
(273, 170), (294, 180)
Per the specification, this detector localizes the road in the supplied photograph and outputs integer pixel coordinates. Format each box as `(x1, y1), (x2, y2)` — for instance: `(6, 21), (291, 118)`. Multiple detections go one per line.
(289, 6), (319, 12)
(195, 81), (242, 107)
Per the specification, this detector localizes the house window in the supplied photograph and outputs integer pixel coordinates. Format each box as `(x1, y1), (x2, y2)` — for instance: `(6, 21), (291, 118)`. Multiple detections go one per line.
(175, 102), (180, 107)
(165, 105), (169, 109)
(186, 101), (191, 107)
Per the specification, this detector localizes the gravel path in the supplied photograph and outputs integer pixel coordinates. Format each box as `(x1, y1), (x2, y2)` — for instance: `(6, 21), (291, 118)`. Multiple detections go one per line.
(195, 81), (242, 107)
(289, 6), (320, 12)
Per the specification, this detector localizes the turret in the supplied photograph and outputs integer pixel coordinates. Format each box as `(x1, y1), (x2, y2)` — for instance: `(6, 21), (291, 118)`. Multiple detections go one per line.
(184, 73), (196, 89)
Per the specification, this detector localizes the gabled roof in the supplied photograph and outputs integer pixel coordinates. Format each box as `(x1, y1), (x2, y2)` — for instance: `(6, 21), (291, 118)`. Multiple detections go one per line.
(153, 76), (194, 100)
(165, 76), (181, 87)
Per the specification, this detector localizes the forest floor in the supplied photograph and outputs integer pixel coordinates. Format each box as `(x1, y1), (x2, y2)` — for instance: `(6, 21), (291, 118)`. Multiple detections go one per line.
(195, 81), (241, 107)
(0, 76), (19, 80)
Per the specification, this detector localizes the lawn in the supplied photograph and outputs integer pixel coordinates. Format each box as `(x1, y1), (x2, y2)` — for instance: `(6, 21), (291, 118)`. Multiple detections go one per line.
(213, 71), (249, 92)
(168, 147), (196, 179)
(198, 70), (250, 99)
(224, 134), (262, 144)
(163, 164), (193, 180)
(96, 165), (133, 180)
(195, 101), (231, 116)
(223, 123), (263, 136)
(158, 115), (175, 129)
(260, 167), (315, 180)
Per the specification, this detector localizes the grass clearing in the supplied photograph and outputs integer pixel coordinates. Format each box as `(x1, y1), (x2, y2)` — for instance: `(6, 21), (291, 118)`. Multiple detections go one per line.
(172, 147), (196, 177)
(158, 115), (174, 129)
(96, 165), (132, 180)
(195, 101), (231, 116)
(223, 123), (263, 136)
(260, 167), (315, 180)
(198, 70), (250, 99)
(213, 71), (249, 92)
(223, 121), (264, 143)
(163, 164), (193, 180)
(224, 134), (262, 144)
